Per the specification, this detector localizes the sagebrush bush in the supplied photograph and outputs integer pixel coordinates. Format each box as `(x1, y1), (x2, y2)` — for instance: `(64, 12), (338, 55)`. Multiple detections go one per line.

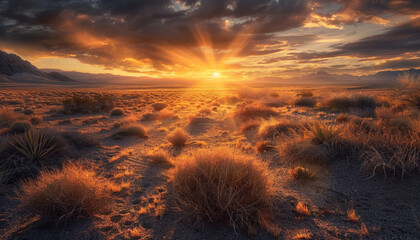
(62, 94), (115, 114)
(9, 120), (32, 134)
(169, 148), (275, 233)
(112, 125), (148, 139)
(167, 128), (189, 147)
(15, 162), (116, 222)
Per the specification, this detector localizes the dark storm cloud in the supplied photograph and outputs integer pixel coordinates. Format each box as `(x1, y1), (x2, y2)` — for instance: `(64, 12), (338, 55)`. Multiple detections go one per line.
(0, 0), (419, 72)
(288, 17), (420, 61)
(0, 0), (313, 70)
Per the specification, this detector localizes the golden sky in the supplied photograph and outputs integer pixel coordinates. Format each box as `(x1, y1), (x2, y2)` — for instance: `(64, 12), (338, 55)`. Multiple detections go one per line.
(1, 0), (420, 82)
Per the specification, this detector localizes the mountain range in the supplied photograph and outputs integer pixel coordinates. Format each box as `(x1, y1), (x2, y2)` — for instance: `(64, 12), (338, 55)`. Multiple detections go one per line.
(1, 50), (419, 86)
(0, 50), (78, 84)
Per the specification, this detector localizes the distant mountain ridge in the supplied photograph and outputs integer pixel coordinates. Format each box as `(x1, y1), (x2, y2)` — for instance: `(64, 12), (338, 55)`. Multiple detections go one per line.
(258, 69), (420, 86)
(0, 50), (78, 84)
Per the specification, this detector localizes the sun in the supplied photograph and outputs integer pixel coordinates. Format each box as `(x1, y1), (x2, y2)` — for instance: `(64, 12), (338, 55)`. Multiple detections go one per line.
(213, 72), (220, 78)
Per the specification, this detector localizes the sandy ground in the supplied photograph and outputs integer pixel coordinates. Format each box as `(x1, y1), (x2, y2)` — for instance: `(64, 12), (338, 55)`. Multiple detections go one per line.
(0, 87), (419, 239)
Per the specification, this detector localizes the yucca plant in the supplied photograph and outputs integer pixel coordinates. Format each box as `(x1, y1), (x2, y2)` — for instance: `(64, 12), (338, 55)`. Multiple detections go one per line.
(307, 121), (341, 145)
(10, 130), (59, 162)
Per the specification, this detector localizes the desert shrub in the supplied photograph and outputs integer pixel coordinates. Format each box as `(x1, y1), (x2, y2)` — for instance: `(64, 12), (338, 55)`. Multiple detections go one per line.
(141, 110), (177, 121)
(335, 113), (351, 123)
(167, 128), (189, 147)
(298, 91), (314, 98)
(258, 118), (298, 138)
(198, 108), (212, 116)
(255, 141), (274, 153)
(409, 118), (420, 135)
(345, 117), (375, 134)
(110, 108), (124, 116)
(155, 110), (178, 120)
(9, 120), (32, 134)
(295, 97), (316, 107)
(151, 103), (167, 111)
(278, 138), (328, 164)
(169, 148), (275, 233)
(324, 95), (376, 111)
(146, 149), (173, 166)
(0, 129), (65, 181)
(23, 109), (34, 115)
(233, 105), (279, 122)
(187, 115), (213, 126)
(288, 167), (315, 181)
(399, 72), (420, 109)
(15, 162), (115, 222)
(361, 139), (420, 178)
(29, 116), (43, 125)
(141, 112), (156, 121)
(240, 121), (260, 132)
(307, 121), (341, 145)
(62, 94), (115, 114)
(60, 131), (100, 149)
(112, 125), (148, 139)
(0, 109), (26, 128)
(352, 95), (376, 109)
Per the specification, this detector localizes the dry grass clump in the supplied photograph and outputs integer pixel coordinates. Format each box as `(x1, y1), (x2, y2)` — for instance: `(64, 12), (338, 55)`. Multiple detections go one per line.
(295, 201), (310, 216)
(255, 141), (275, 153)
(15, 162), (115, 222)
(233, 105), (279, 122)
(141, 110), (178, 121)
(62, 94), (115, 114)
(295, 97), (316, 107)
(128, 225), (153, 239)
(347, 207), (360, 223)
(151, 102), (167, 111)
(307, 121), (341, 145)
(9, 120), (32, 134)
(110, 108), (124, 116)
(146, 149), (173, 166)
(0, 129), (65, 181)
(258, 118), (298, 138)
(288, 167), (315, 181)
(169, 148), (275, 233)
(112, 125), (148, 139)
(167, 128), (189, 147)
